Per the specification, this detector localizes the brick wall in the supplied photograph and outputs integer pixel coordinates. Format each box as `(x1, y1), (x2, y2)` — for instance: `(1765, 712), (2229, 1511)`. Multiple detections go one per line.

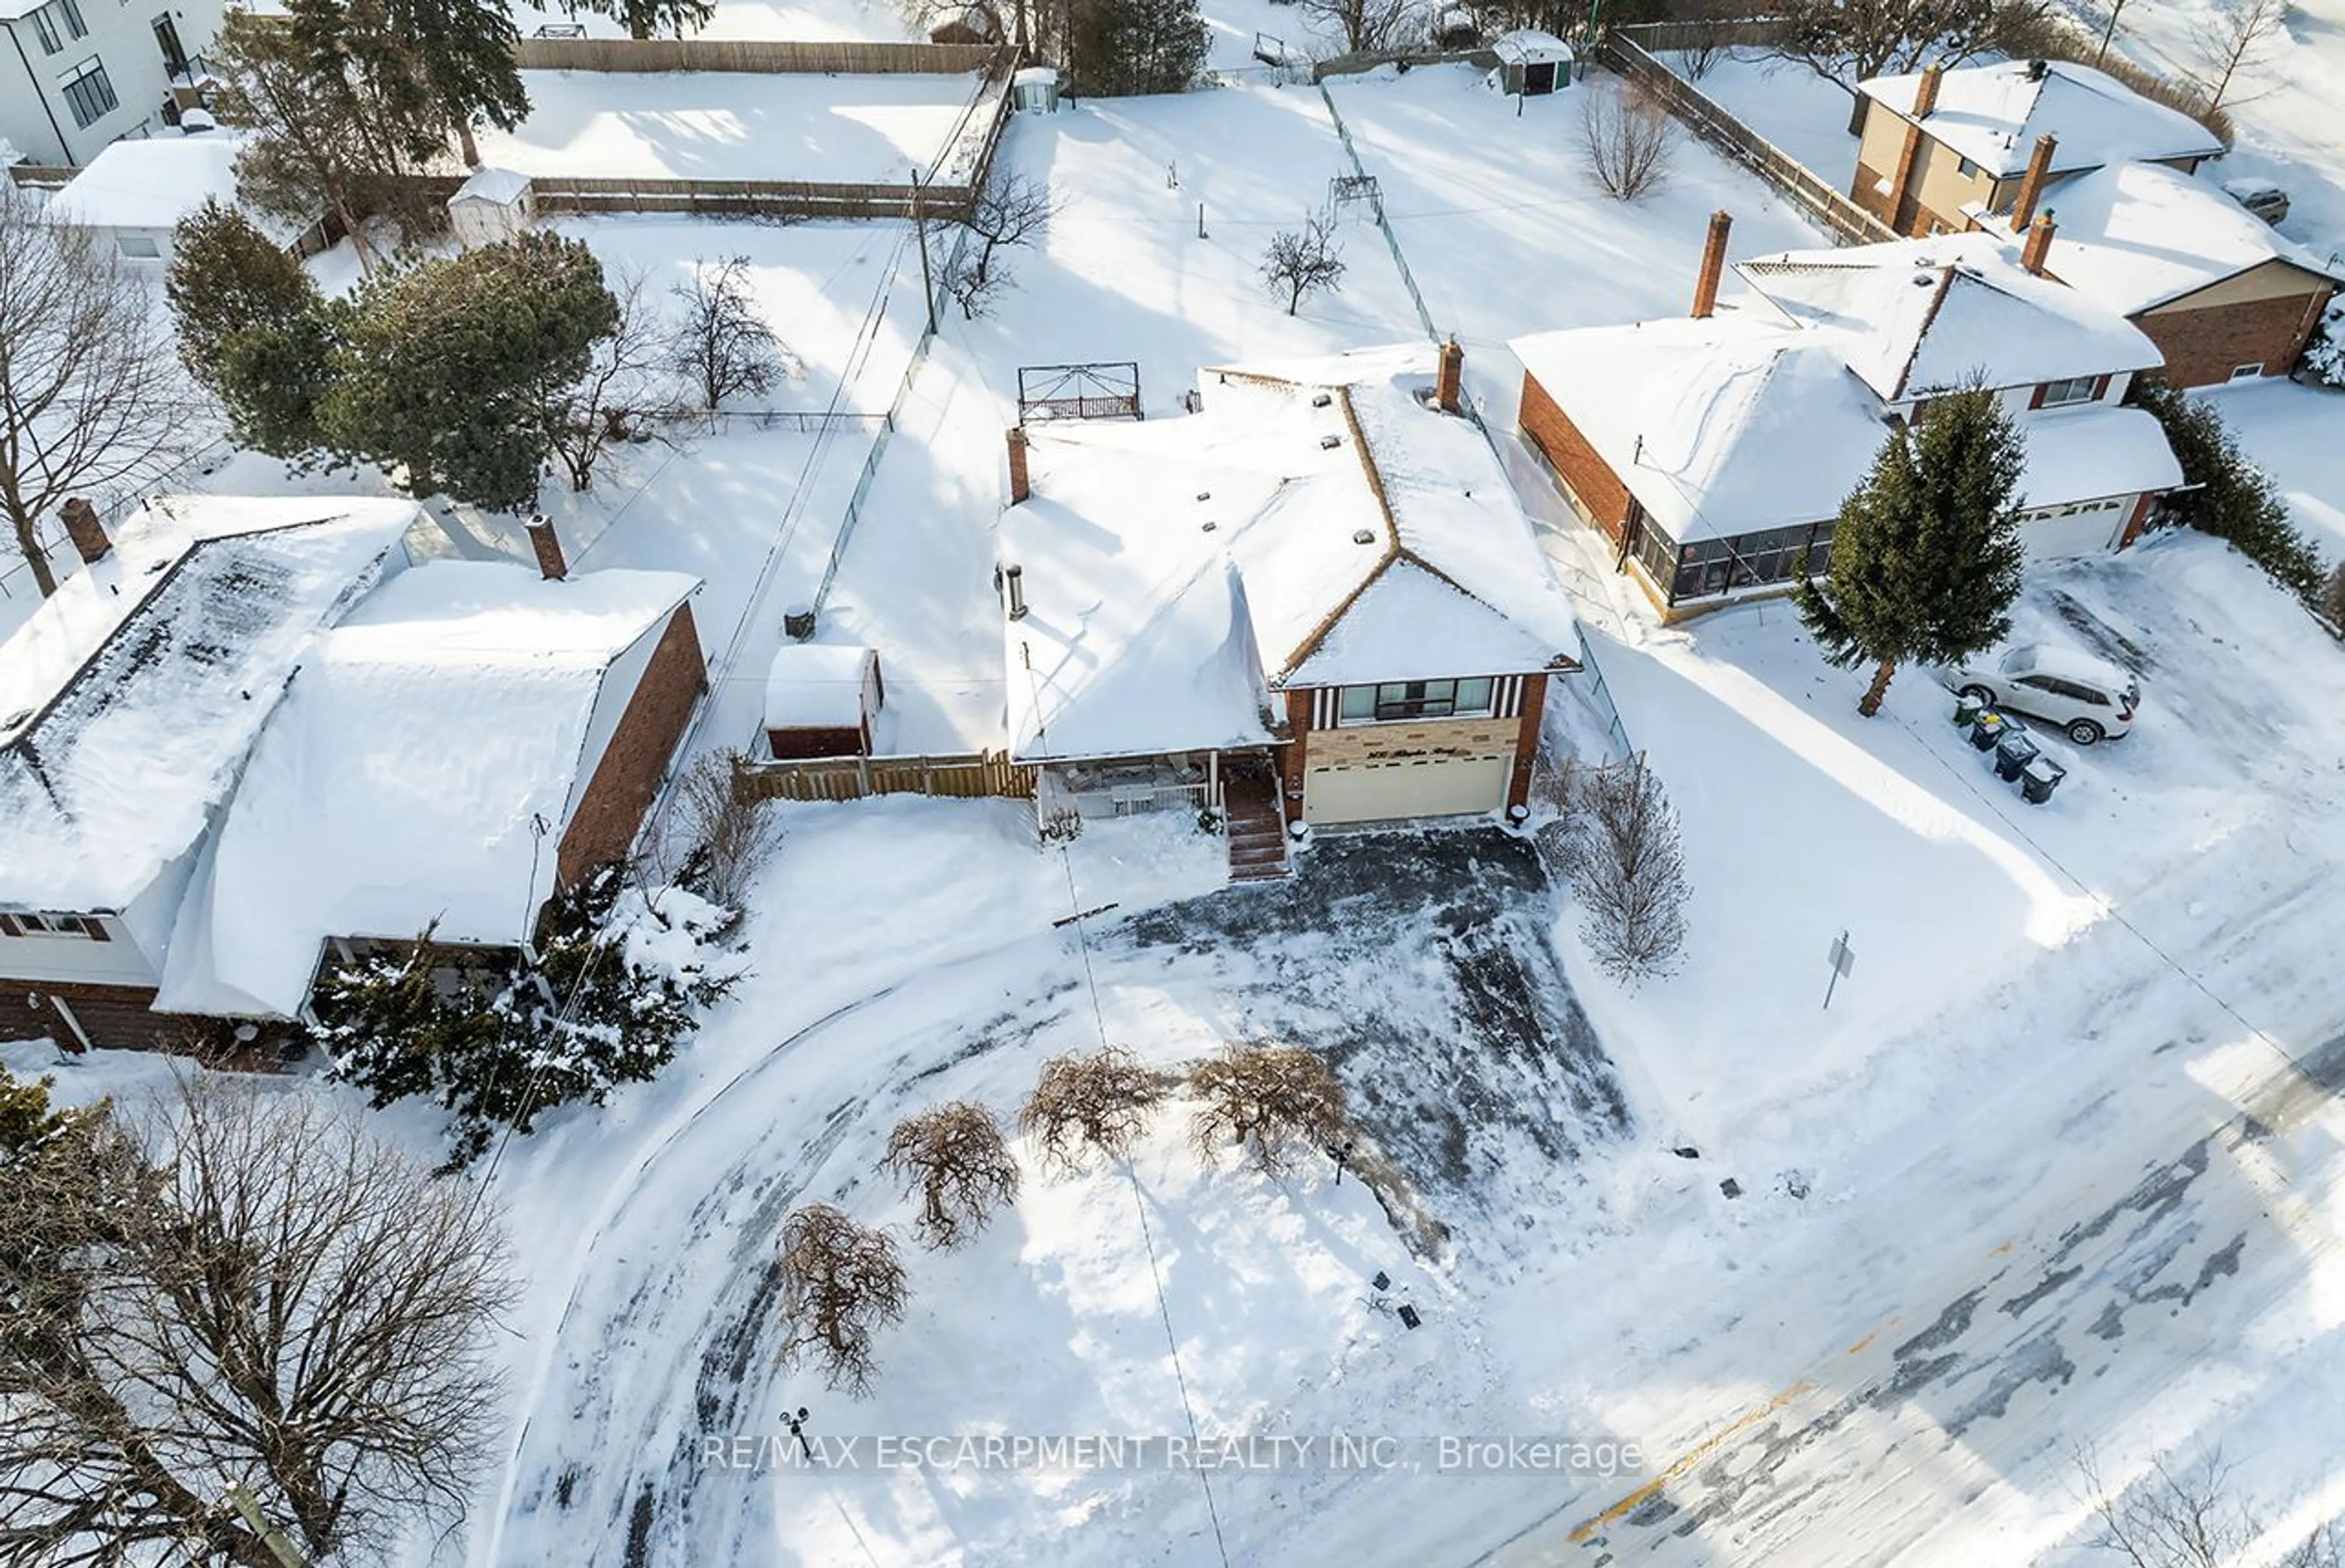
(1278, 689), (1311, 822)
(2, 978), (234, 1055)
(1507, 673), (1547, 813)
(557, 603), (707, 887)
(2136, 288), (2331, 388)
(1518, 374), (1632, 543)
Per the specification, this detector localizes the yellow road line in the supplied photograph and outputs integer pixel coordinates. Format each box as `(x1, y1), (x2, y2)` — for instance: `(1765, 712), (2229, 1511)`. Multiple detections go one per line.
(1569, 1381), (1816, 1544)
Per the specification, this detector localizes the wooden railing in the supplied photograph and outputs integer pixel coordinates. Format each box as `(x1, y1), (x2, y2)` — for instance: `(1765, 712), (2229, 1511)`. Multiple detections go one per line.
(1603, 33), (1896, 247)
(511, 37), (1011, 74)
(732, 751), (1038, 804)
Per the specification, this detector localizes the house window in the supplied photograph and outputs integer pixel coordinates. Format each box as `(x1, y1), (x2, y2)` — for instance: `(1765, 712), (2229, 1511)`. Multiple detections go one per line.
(60, 56), (118, 129)
(1956, 156), (1979, 178)
(116, 233), (161, 258)
(152, 13), (186, 74)
(2038, 375), (2098, 408)
(29, 0), (85, 52)
(1338, 678), (1496, 724)
(0, 911), (106, 940)
(2230, 362), (2265, 380)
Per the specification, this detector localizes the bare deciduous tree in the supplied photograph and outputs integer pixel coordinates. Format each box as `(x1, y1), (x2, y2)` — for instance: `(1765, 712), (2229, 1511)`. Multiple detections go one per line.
(665, 749), (785, 911)
(1017, 1048), (1168, 1174)
(777, 1203), (909, 1396)
(1260, 213), (1348, 317)
(1543, 754), (1690, 982)
(2077, 1446), (2342, 1568)
(544, 266), (677, 492)
(1296, 0), (1421, 53)
(2189, 0), (2289, 111)
(1769, 0), (2043, 129)
(0, 201), (207, 598)
(0, 1075), (514, 1566)
(1580, 81), (1679, 201)
(943, 171), (1058, 321)
(1187, 1042), (1348, 1172)
(669, 255), (796, 412)
(882, 1102), (1021, 1248)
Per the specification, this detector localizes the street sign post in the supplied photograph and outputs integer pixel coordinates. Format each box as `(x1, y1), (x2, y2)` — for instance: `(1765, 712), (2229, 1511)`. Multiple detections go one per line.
(1823, 930), (1855, 1010)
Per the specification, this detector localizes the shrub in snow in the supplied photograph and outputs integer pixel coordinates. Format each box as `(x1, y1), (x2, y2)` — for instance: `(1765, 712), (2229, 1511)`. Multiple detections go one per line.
(2300, 296), (2345, 390)
(1260, 214), (1348, 317)
(666, 750), (786, 910)
(2131, 376), (2329, 609)
(1544, 754), (1690, 984)
(1187, 1042), (1348, 1172)
(0, 1075), (512, 1564)
(310, 866), (744, 1167)
(882, 1101), (1022, 1249)
(0, 1062), (74, 1160)
(1063, 0), (1209, 96)
(1017, 1047), (1168, 1174)
(777, 1203), (909, 1397)
(669, 255), (797, 412)
(1797, 385), (2026, 717)
(2077, 1446), (2343, 1568)
(1579, 82), (1678, 201)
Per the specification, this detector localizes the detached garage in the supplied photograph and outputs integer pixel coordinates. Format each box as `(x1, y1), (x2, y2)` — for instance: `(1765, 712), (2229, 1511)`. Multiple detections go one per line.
(1492, 31), (1574, 97)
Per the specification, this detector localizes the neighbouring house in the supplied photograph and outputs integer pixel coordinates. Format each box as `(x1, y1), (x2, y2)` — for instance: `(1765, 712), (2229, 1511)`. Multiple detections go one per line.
(998, 343), (1581, 878)
(1512, 216), (2183, 617)
(764, 644), (883, 759)
(1850, 57), (2223, 240)
(446, 165), (536, 249)
(0, 0), (224, 167)
(156, 551), (705, 1023)
(1968, 161), (2340, 387)
(46, 126), (327, 261)
(1492, 30), (1572, 97)
(0, 494), (423, 1053)
(0, 502), (706, 1052)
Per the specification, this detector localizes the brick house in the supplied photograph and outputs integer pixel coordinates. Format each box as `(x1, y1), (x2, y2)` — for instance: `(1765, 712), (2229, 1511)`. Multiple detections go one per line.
(1850, 57), (2223, 239)
(997, 343), (1581, 877)
(1511, 216), (2182, 619)
(0, 499), (705, 1051)
(1969, 161), (2338, 387)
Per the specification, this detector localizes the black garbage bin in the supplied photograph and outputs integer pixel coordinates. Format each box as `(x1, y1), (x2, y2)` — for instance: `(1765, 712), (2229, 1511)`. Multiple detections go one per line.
(1994, 731), (2040, 782)
(1968, 710), (2006, 750)
(2020, 755), (2067, 804)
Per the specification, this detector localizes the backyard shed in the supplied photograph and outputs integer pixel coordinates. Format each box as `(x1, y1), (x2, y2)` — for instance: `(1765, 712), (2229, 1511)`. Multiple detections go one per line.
(764, 645), (884, 760)
(1013, 67), (1062, 114)
(448, 168), (536, 248)
(1492, 31), (1573, 96)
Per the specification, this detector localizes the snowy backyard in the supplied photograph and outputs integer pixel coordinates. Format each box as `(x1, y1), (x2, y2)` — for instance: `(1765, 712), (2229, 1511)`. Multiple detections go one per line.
(7, 0), (2345, 1562)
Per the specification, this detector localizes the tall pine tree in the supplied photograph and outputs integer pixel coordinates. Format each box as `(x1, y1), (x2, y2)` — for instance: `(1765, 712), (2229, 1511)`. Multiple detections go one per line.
(1064, 0), (1207, 95)
(2128, 376), (2328, 606)
(165, 200), (322, 385)
(288, 0), (527, 167)
(1797, 385), (2027, 716)
(567, 0), (717, 40)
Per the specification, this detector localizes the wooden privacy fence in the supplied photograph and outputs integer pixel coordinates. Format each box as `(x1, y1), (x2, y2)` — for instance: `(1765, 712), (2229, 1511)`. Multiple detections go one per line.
(733, 752), (1038, 804)
(511, 37), (1013, 74)
(1604, 34), (1896, 247)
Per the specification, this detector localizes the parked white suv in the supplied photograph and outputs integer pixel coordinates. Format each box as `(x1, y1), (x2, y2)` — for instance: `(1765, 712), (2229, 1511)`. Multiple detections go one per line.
(1942, 644), (2139, 745)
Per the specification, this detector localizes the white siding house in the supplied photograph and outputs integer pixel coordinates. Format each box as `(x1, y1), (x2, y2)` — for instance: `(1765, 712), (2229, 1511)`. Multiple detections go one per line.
(0, 0), (225, 168)
(47, 129), (317, 261)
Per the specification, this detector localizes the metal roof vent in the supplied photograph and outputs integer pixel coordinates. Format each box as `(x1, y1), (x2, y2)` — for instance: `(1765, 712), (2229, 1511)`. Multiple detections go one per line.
(1201, 520), (1218, 532)
(1311, 392), (1333, 408)
(1319, 434), (1341, 450)
(1351, 528), (1375, 545)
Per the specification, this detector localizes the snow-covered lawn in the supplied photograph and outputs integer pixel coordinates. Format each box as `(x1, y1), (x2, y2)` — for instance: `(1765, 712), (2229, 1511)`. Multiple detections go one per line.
(2205, 377), (2345, 557)
(473, 68), (988, 183)
(1668, 46), (1864, 185)
(515, 0), (919, 40)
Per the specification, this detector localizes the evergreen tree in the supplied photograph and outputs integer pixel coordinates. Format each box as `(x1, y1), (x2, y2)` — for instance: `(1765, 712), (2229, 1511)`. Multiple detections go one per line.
(1064, 0), (1207, 95)
(1797, 387), (2027, 716)
(165, 199), (322, 385)
(567, 0), (717, 40)
(2129, 375), (2329, 606)
(319, 231), (619, 514)
(288, 0), (528, 165)
(0, 1064), (75, 1161)
(210, 302), (347, 460)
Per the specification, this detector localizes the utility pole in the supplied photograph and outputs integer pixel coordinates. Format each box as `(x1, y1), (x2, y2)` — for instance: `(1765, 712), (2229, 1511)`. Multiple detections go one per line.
(909, 169), (938, 336)
(225, 1483), (307, 1568)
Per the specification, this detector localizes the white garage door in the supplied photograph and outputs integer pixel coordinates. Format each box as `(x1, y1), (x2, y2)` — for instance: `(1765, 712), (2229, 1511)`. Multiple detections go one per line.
(2021, 499), (2129, 560)
(1305, 753), (1512, 825)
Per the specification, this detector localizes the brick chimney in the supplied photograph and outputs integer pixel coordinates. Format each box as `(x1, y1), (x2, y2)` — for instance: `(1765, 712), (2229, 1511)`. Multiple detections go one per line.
(2021, 210), (2057, 276)
(2009, 132), (2057, 234)
(1911, 61), (1943, 119)
(1005, 562), (1027, 621)
(1005, 426), (1030, 504)
(1691, 209), (1732, 319)
(525, 515), (567, 581)
(59, 497), (109, 565)
(1435, 338), (1464, 413)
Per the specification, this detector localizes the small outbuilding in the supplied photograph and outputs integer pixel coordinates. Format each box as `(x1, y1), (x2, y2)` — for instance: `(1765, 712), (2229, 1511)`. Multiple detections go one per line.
(447, 167), (537, 249)
(1492, 30), (1573, 96)
(763, 645), (884, 760)
(928, 3), (1002, 42)
(1012, 66), (1063, 115)
(48, 131), (322, 263)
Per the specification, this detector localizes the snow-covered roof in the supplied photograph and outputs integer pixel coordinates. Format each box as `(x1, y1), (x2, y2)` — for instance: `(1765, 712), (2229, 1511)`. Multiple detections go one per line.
(46, 134), (306, 242)
(1973, 162), (2338, 314)
(765, 644), (876, 730)
(1012, 67), (1060, 87)
(1512, 316), (1894, 543)
(1858, 59), (2225, 180)
(157, 561), (699, 1018)
(450, 166), (533, 206)
(1736, 233), (2162, 401)
(1000, 344), (1580, 763)
(0, 496), (422, 913)
(1494, 29), (1572, 64)
(2013, 404), (2181, 508)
